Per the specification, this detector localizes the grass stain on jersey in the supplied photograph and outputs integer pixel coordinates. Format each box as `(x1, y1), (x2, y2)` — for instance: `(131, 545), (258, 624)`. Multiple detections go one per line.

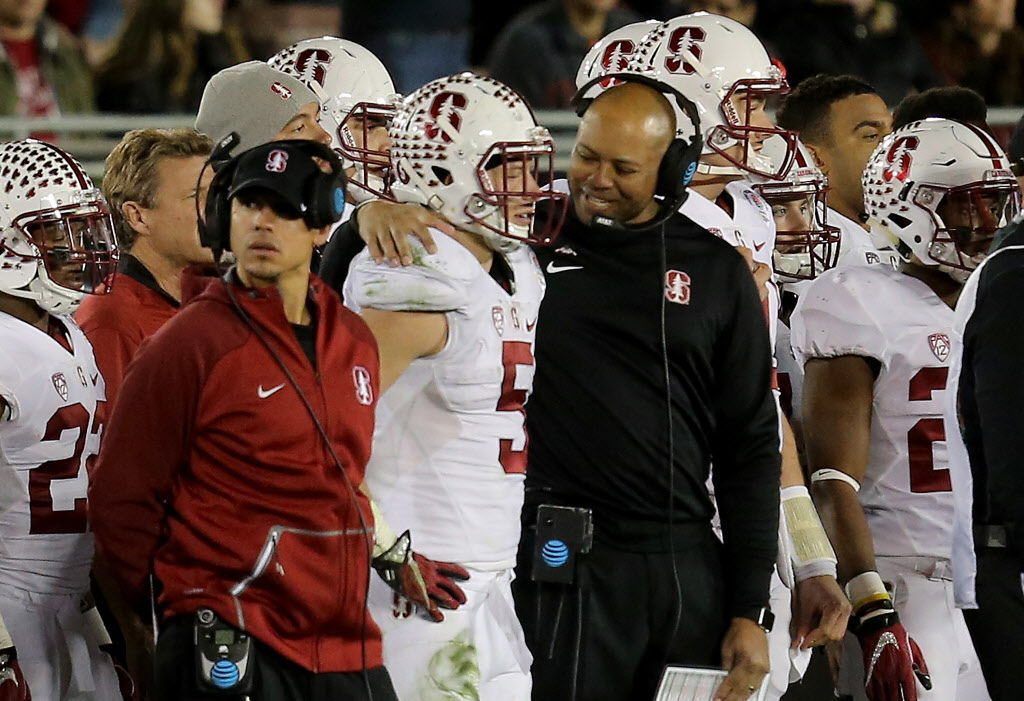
(421, 630), (480, 700)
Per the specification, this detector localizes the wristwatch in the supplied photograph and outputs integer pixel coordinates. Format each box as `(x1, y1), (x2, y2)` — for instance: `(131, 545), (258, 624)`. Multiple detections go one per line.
(736, 606), (774, 632)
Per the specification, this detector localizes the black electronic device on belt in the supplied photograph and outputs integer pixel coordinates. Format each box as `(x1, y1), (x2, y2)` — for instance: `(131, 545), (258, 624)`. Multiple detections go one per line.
(531, 505), (594, 584)
(194, 608), (254, 694)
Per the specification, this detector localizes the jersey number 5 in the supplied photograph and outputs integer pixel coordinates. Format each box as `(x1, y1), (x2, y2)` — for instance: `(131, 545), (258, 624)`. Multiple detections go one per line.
(29, 401), (105, 534)
(497, 341), (534, 474)
(907, 367), (952, 493)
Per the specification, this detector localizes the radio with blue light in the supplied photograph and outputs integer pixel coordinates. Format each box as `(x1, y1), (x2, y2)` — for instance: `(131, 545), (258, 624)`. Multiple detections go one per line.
(531, 504), (594, 584)
(194, 608), (254, 694)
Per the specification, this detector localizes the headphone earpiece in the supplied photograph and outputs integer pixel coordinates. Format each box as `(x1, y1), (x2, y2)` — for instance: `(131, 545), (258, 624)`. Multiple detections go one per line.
(199, 140), (347, 253)
(572, 73), (704, 226)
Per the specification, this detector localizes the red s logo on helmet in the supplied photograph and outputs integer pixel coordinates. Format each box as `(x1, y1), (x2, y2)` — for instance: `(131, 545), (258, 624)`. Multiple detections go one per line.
(665, 27), (706, 75)
(295, 48), (333, 88)
(883, 136), (919, 183)
(425, 91), (468, 143)
(599, 39), (636, 88)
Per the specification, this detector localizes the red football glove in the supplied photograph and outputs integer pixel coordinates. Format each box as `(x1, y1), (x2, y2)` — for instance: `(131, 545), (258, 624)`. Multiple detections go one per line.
(0, 648), (30, 701)
(372, 530), (470, 623)
(856, 609), (931, 701)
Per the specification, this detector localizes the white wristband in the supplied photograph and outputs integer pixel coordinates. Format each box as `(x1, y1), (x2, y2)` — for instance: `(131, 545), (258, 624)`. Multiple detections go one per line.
(781, 485), (838, 583)
(845, 570), (891, 611)
(810, 468), (861, 493)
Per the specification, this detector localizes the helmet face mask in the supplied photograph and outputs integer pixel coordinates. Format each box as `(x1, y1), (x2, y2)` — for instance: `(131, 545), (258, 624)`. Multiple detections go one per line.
(759, 184), (840, 281)
(922, 181), (1020, 273)
(13, 197), (118, 296)
(0, 140), (118, 315)
(337, 101), (397, 201)
(706, 76), (798, 180)
(390, 74), (568, 252)
(467, 141), (567, 250)
(863, 118), (1022, 279)
(628, 13), (799, 180)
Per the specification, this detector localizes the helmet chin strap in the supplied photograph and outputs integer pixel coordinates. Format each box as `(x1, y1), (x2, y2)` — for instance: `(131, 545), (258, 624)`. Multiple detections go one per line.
(695, 161), (746, 178)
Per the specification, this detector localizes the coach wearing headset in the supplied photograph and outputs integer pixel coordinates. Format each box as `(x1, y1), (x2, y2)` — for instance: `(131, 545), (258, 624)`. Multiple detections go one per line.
(90, 140), (400, 701)
(320, 80), (781, 701)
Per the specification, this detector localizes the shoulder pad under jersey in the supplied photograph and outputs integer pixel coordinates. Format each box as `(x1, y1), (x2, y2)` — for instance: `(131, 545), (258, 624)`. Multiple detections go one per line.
(345, 231), (480, 313)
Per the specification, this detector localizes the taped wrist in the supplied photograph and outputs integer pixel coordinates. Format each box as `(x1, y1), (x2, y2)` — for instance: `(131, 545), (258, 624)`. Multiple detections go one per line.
(781, 485), (838, 582)
(371, 498), (398, 559)
(846, 571), (897, 632)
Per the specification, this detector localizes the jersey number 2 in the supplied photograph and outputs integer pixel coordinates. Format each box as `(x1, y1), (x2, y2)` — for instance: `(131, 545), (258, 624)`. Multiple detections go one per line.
(907, 367), (952, 493)
(29, 401), (105, 534)
(497, 341), (534, 474)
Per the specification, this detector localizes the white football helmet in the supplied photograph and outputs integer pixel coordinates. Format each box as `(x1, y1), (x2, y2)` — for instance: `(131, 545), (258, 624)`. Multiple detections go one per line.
(270, 37), (401, 202)
(0, 140), (117, 315)
(389, 73), (568, 252)
(629, 12), (798, 180)
(575, 20), (660, 92)
(751, 138), (839, 281)
(863, 118), (1020, 281)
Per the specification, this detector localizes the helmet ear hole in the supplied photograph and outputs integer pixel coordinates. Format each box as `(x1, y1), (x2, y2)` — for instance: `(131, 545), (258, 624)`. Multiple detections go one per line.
(431, 166), (454, 186)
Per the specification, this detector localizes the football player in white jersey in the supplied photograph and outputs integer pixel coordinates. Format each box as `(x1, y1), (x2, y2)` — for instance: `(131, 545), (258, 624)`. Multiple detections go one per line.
(343, 73), (567, 701)
(752, 138), (841, 428)
(793, 118), (1020, 700)
(0, 140), (122, 700)
(270, 37), (402, 220)
(776, 74), (900, 269)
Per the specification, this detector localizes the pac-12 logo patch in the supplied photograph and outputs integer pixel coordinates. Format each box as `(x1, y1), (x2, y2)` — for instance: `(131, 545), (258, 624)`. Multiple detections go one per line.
(266, 149), (289, 173)
(352, 366), (373, 406)
(928, 333), (951, 362)
(52, 372), (68, 401)
(664, 270), (691, 305)
(492, 306), (505, 336)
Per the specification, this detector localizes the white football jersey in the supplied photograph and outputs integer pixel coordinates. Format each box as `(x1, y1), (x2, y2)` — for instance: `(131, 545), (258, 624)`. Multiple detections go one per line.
(0, 313), (105, 595)
(345, 233), (545, 569)
(830, 207), (900, 269)
(680, 186), (780, 347)
(791, 265), (955, 558)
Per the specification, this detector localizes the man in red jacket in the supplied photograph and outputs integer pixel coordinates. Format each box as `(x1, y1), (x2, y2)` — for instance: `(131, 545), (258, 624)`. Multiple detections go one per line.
(89, 140), (450, 701)
(75, 128), (213, 406)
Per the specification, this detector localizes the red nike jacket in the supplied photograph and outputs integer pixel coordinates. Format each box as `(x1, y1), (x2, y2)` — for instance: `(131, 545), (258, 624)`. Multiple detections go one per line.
(90, 271), (382, 672)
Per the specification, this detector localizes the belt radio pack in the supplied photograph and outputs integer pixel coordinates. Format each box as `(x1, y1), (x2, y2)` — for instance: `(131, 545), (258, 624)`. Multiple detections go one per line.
(194, 609), (254, 694)
(531, 504), (594, 584)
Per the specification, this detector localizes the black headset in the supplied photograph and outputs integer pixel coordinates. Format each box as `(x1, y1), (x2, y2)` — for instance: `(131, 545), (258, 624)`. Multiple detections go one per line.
(198, 136), (347, 253)
(571, 73), (704, 230)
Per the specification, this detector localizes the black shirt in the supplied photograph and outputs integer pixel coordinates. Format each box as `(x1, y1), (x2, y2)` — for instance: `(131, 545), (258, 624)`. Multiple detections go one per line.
(319, 209), (781, 614)
(958, 219), (1024, 550)
(527, 212), (780, 614)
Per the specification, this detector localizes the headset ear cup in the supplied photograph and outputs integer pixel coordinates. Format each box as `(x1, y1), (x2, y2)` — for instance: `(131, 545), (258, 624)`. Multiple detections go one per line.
(203, 164), (235, 251)
(656, 140), (689, 201)
(297, 141), (347, 229)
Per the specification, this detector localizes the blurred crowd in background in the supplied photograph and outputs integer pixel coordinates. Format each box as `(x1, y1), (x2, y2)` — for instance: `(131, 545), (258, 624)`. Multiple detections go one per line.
(3, 0), (1023, 124)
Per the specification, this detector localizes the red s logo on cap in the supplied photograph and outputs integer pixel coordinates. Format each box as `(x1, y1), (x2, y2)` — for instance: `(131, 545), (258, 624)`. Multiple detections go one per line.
(270, 82), (292, 100)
